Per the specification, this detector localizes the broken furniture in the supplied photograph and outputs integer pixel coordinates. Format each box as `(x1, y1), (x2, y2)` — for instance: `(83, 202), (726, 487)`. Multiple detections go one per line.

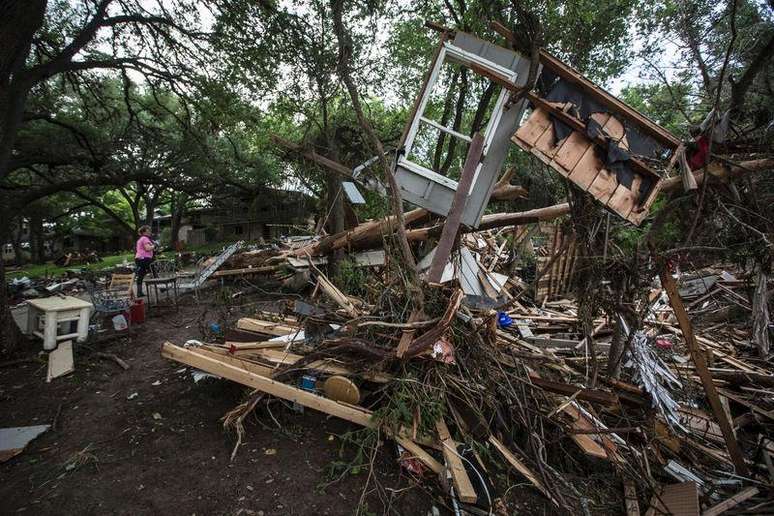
(88, 272), (134, 325)
(109, 272), (134, 297)
(26, 295), (93, 350)
(144, 259), (179, 309)
(47, 340), (74, 382)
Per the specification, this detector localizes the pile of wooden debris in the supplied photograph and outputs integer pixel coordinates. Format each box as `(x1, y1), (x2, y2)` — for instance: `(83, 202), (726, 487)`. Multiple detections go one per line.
(162, 232), (773, 514)
(161, 21), (772, 515)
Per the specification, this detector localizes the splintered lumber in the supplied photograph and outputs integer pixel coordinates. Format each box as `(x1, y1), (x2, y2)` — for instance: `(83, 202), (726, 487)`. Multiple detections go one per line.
(437, 419), (477, 504)
(316, 273), (359, 318)
(299, 208), (429, 256)
(660, 158), (774, 193)
(427, 133), (485, 283)
(250, 348), (392, 383)
(404, 289), (463, 358)
(562, 404), (621, 461)
(488, 435), (556, 504)
(660, 267), (749, 476)
(702, 487), (759, 516)
(161, 342), (442, 473)
(47, 341), (74, 382)
(236, 318), (299, 337)
(226, 341), (286, 352)
(197, 346), (276, 377)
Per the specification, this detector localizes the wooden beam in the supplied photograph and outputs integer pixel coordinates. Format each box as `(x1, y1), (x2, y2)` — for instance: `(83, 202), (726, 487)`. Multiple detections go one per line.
(528, 374), (619, 406)
(437, 419), (477, 504)
(702, 486), (758, 516)
(488, 436), (556, 504)
(427, 133), (485, 283)
(660, 267), (749, 475)
(161, 342), (443, 473)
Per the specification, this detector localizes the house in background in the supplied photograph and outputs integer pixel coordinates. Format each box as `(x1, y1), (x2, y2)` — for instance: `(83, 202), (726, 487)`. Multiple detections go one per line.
(157, 187), (316, 247)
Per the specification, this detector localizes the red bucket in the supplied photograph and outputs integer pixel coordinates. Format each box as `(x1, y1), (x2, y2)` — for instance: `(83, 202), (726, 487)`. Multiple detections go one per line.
(130, 298), (146, 324)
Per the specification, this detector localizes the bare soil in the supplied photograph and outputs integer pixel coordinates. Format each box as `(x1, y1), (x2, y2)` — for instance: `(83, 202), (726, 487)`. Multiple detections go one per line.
(0, 297), (436, 516)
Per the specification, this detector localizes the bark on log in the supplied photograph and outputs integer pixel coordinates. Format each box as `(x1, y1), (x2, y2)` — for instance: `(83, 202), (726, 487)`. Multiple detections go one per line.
(661, 159), (774, 193)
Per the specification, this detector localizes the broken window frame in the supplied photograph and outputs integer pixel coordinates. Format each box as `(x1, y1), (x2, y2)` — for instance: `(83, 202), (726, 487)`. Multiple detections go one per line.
(398, 40), (517, 195)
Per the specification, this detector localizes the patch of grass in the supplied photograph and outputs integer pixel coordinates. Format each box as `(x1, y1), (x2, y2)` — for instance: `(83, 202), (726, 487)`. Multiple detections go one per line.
(7, 251), (175, 279)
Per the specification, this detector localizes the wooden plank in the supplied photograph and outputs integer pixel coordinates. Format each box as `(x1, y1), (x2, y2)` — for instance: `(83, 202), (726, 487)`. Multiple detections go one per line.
(553, 130), (591, 172)
(660, 267), (749, 476)
(437, 419), (477, 503)
(562, 404), (620, 461)
(515, 107), (552, 147)
(607, 183), (637, 219)
(427, 133), (485, 283)
(161, 342), (443, 473)
(488, 435), (556, 504)
(568, 145), (603, 190)
(624, 480), (641, 516)
(47, 341), (74, 382)
(196, 346), (276, 377)
(702, 486), (758, 516)
(236, 318), (299, 337)
(317, 274), (360, 318)
(587, 168), (618, 205)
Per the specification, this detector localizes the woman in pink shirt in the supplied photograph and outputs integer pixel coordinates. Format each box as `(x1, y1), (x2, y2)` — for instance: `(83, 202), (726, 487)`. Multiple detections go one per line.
(134, 225), (155, 297)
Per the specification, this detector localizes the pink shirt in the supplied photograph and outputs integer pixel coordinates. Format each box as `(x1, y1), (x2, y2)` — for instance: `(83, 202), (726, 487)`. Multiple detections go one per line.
(135, 236), (154, 259)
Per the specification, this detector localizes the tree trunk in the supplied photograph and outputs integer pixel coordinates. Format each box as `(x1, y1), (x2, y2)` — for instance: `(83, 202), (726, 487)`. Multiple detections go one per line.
(170, 194), (187, 251)
(29, 209), (43, 263)
(0, 220), (25, 356)
(0, 0), (47, 182)
(10, 218), (25, 266)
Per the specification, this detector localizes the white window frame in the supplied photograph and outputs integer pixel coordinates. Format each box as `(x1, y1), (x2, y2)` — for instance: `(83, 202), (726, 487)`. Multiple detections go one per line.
(398, 41), (519, 195)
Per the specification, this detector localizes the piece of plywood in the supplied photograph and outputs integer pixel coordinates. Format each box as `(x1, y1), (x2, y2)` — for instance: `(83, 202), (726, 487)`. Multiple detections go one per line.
(47, 341), (74, 382)
(646, 482), (699, 516)
(587, 168), (618, 205)
(0, 425), (50, 462)
(568, 145), (603, 190)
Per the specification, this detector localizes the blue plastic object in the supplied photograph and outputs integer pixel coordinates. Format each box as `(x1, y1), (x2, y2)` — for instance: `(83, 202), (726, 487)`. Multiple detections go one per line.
(300, 375), (317, 392)
(497, 311), (513, 328)
(209, 322), (222, 334)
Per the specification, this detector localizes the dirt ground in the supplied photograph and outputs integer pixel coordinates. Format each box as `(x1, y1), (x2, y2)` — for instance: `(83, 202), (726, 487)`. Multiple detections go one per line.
(0, 295), (437, 516)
